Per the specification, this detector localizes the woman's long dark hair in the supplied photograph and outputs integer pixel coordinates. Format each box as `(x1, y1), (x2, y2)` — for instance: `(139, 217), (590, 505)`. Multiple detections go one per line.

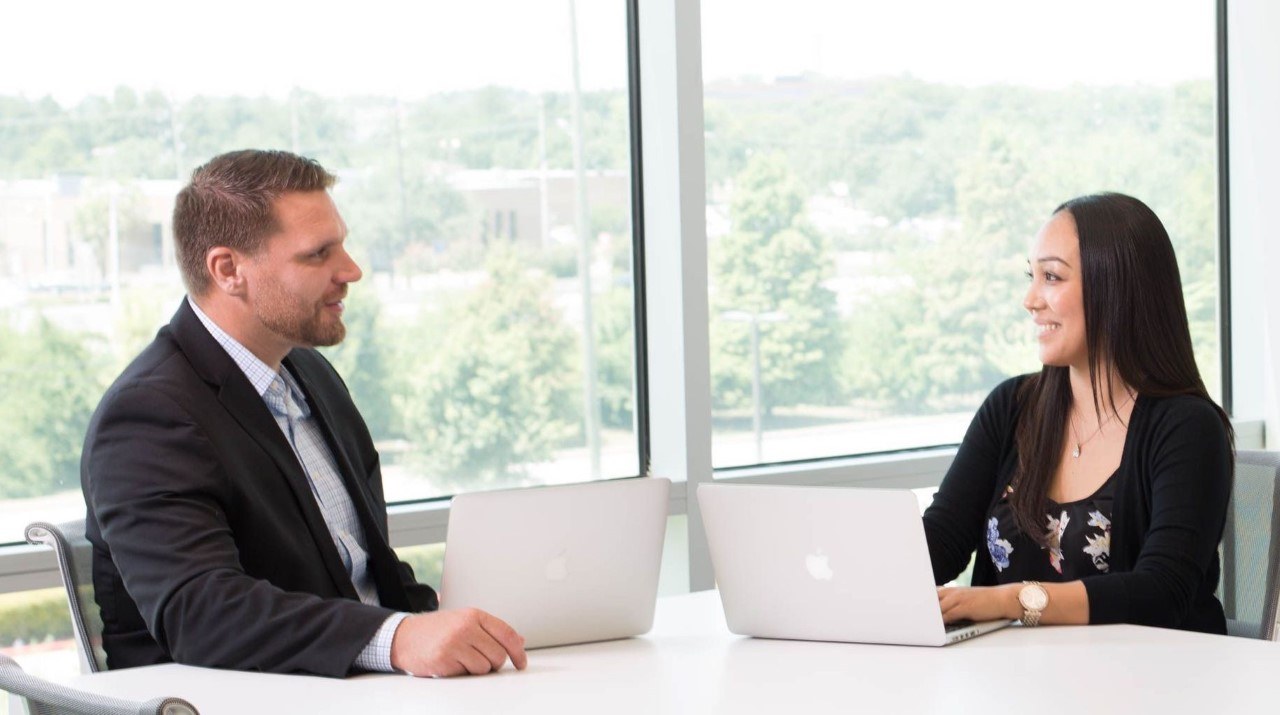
(1009, 192), (1234, 543)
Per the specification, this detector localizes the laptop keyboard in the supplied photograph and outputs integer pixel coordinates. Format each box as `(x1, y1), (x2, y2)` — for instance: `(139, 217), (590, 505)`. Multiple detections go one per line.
(944, 620), (975, 633)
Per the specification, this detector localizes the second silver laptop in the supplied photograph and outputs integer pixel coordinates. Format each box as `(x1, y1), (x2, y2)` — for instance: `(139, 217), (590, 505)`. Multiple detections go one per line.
(698, 482), (1010, 646)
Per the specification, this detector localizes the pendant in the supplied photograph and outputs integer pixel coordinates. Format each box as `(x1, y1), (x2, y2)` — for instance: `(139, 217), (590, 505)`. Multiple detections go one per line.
(1072, 444), (1081, 458)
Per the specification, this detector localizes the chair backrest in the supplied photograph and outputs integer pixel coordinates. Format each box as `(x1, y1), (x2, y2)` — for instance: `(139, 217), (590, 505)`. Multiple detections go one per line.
(0, 653), (196, 715)
(24, 520), (108, 673)
(1217, 449), (1280, 640)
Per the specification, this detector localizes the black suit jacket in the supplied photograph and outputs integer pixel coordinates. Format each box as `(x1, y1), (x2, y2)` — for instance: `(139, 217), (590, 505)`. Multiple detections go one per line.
(81, 299), (437, 677)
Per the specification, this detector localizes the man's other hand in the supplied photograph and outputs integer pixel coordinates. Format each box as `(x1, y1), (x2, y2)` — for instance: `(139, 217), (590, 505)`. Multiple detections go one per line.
(389, 609), (528, 677)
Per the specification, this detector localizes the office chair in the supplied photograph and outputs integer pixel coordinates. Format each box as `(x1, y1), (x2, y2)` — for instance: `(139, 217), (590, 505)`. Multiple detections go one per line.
(1218, 450), (1280, 640)
(0, 653), (196, 715)
(24, 521), (108, 673)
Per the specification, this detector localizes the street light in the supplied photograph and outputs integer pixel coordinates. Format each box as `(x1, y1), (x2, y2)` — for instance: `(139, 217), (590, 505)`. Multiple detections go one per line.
(720, 309), (787, 463)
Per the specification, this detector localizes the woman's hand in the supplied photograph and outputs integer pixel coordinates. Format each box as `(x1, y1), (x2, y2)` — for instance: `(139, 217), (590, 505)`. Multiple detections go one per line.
(936, 583), (1022, 623)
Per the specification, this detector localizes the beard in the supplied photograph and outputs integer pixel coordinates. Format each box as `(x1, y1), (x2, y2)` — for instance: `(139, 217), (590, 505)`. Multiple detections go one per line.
(254, 281), (347, 348)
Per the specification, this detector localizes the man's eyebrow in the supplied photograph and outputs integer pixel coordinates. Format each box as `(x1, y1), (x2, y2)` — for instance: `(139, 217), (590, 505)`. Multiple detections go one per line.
(297, 238), (342, 254)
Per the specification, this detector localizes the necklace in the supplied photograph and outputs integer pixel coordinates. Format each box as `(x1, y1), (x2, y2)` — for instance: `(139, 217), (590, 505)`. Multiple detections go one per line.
(1069, 394), (1134, 458)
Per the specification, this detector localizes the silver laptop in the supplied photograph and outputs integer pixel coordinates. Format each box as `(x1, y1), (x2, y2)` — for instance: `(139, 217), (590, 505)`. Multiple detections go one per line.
(697, 483), (1011, 646)
(440, 477), (670, 649)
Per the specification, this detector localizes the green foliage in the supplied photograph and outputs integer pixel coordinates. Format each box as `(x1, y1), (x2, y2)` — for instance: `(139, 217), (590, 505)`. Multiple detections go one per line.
(844, 129), (1046, 412)
(71, 185), (153, 270)
(596, 288), (637, 429)
(827, 79), (963, 221)
(398, 88), (629, 174)
(710, 155), (844, 413)
(0, 590), (72, 646)
(0, 73), (1222, 493)
(0, 317), (104, 497)
(706, 76), (1220, 413)
(539, 243), (580, 279)
(341, 166), (475, 275)
(729, 154), (806, 237)
(395, 251), (579, 489)
(394, 544), (446, 590)
(319, 291), (398, 439)
(111, 287), (180, 365)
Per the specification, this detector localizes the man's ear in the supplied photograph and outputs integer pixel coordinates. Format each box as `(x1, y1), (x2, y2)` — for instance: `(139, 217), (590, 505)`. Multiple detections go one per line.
(206, 246), (248, 297)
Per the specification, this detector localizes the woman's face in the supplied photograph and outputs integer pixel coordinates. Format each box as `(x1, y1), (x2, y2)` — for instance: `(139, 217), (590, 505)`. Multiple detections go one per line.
(1024, 211), (1087, 370)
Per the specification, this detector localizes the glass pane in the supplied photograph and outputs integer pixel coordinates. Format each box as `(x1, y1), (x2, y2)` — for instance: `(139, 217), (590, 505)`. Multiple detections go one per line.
(702, 0), (1219, 469)
(0, 587), (79, 686)
(394, 543), (447, 591)
(0, 1), (639, 542)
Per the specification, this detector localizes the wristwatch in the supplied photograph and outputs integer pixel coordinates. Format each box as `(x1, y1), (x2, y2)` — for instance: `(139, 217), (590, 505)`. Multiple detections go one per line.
(1018, 581), (1049, 626)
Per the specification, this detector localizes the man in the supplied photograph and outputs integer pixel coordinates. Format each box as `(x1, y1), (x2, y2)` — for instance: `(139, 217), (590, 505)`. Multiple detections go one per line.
(81, 149), (526, 678)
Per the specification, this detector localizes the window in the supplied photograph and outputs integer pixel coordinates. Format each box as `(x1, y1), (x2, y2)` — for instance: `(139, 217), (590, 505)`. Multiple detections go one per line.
(0, 0), (641, 543)
(701, 0), (1222, 469)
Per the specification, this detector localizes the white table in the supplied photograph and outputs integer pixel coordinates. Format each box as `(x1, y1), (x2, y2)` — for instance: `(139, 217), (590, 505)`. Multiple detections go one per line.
(59, 591), (1280, 713)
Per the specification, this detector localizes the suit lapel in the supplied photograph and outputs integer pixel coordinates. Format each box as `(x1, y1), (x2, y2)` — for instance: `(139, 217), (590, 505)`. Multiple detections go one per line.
(286, 355), (411, 611)
(169, 300), (361, 602)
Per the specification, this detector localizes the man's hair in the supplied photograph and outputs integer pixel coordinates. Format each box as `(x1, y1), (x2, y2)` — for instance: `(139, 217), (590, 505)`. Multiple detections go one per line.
(172, 149), (336, 294)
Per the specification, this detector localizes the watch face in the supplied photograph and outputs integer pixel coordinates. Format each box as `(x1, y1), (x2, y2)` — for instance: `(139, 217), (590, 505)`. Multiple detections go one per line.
(1020, 584), (1049, 610)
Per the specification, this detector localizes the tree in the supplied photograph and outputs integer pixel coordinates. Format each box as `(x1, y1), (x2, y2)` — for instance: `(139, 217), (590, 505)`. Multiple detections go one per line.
(595, 287), (636, 430)
(844, 127), (1045, 413)
(710, 154), (843, 414)
(340, 166), (474, 276)
(395, 250), (578, 490)
(72, 184), (153, 277)
(319, 290), (397, 439)
(0, 317), (103, 498)
(112, 286), (182, 363)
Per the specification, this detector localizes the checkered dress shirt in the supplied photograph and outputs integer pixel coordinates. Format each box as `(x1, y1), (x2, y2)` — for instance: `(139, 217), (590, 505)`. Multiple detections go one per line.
(189, 299), (407, 672)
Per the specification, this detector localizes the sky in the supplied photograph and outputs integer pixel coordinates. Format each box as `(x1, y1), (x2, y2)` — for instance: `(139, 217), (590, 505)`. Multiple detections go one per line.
(2, 1), (630, 102)
(701, 0), (1215, 88)
(0, 0), (1215, 105)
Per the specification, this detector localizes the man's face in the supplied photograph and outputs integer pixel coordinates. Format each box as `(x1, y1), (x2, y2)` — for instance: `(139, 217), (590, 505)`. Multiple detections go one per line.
(244, 190), (361, 349)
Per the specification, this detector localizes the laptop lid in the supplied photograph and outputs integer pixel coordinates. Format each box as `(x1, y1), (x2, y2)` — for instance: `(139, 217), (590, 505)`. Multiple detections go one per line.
(440, 477), (670, 649)
(698, 483), (1006, 647)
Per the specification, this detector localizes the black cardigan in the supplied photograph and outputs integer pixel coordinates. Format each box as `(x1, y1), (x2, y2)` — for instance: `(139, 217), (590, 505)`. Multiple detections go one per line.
(923, 375), (1232, 633)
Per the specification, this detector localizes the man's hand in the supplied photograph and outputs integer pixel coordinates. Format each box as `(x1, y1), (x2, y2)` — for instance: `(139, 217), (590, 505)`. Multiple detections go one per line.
(389, 608), (528, 677)
(936, 584), (1021, 624)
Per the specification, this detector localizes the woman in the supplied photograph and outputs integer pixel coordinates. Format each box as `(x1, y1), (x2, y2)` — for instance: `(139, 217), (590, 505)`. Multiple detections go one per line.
(925, 192), (1234, 633)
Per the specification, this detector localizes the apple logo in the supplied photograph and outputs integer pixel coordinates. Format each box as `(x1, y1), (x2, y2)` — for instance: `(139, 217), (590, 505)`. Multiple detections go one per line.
(805, 549), (834, 581)
(545, 549), (569, 581)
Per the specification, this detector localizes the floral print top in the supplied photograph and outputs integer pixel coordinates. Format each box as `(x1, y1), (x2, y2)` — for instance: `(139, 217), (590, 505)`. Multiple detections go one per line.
(985, 473), (1116, 582)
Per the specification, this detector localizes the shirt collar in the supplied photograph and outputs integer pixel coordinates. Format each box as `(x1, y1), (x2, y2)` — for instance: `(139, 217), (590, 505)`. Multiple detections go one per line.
(186, 297), (307, 413)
